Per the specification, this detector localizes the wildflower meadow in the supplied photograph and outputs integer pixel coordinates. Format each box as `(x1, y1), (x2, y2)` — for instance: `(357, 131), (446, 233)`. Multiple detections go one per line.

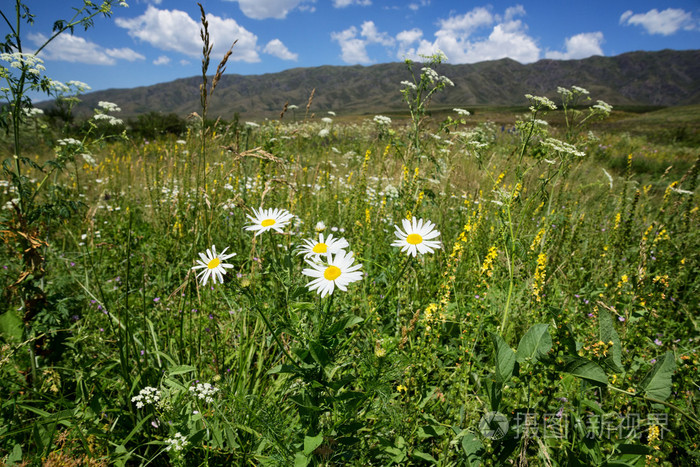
(1, 2), (698, 466)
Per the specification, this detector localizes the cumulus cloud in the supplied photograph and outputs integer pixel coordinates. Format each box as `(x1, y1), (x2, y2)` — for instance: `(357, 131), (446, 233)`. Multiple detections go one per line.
(545, 32), (604, 60)
(263, 39), (298, 60)
(408, 0), (430, 12)
(620, 8), (697, 35)
(333, 0), (371, 7)
(153, 55), (171, 65)
(222, 0), (314, 19)
(397, 6), (539, 64)
(28, 33), (144, 65)
(331, 20), (394, 64)
(116, 6), (259, 62)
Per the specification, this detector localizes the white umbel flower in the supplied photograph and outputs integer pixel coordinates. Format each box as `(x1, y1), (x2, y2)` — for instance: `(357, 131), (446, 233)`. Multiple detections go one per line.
(192, 245), (236, 286)
(297, 233), (349, 261)
(244, 207), (294, 236)
(392, 217), (442, 257)
(302, 251), (363, 298)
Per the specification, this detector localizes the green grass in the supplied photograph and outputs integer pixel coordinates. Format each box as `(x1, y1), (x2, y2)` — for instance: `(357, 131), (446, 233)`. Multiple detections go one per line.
(1, 102), (698, 466)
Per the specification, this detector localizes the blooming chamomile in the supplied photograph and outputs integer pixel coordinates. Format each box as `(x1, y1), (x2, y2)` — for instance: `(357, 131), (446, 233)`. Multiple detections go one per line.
(192, 245), (236, 286)
(297, 233), (349, 261)
(244, 207), (294, 236)
(302, 250), (363, 298)
(392, 217), (442, 257)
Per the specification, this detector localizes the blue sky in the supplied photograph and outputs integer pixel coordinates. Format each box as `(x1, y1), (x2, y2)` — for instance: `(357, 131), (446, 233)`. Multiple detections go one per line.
(7, 0), (700, 96)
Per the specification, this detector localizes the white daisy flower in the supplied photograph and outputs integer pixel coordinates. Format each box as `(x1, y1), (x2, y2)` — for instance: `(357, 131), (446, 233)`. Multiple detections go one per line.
(302, 251), (363, 298)
(244, 207), (294, 236)
(314, 221), (326, 233)
(192, 245), (236, 286)
(297, 233), (349, 261)
(392, 217), (442, 257)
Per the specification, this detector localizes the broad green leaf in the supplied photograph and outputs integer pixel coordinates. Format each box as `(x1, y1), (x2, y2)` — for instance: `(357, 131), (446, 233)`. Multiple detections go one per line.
(413, 450), (438, 463)
(563, 356), (608, 385)
(309, 341), (331, 368)
(167, 365), (196, 376)
(294, 452), (309, 467)
(0, 310), (23, 341)
(516, 324), (552, 363)
(598, 311), (623, 373)
(461, 432), (484, 467)
(491, 333), (515, 383)
(303, 433), (324, 456)
(639, 351), (676, 401)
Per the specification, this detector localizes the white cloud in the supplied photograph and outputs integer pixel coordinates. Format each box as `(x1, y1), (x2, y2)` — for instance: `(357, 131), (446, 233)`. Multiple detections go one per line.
(361, 21), (394, 46)
(397, 6), (539, 64)
(408, 0), (430, 12)
(28, 33), (144, 65)
(105, 47), (146, 61)
(331, 26), (370, 63)
(116, 6), (259, 62)
(331, 20), (394, 64)
(620, 8), (697, 35)
(153, 55), (171, 65)
(333, 0), (371, 7)
(263, 39), (298, 60)
(223, 0), (313, 19)
(545, 32), (604, 60)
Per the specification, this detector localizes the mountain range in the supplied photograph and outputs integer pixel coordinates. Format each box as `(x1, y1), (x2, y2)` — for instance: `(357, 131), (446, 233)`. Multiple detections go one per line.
(58, 49), (700, 120)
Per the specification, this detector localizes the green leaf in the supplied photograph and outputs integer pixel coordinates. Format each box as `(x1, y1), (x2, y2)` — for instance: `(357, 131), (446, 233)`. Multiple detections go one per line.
(0, 309), (24, 341)
(491, 333), (515, 383)
(294, 452), (309, 467)
(167, 365), (196, 376)
(413, 450), (438, 463)
(461, 432), (484, 467)
(639, 351), (676, 401)
(598, 311), (623, 373)
(516, 324), (552, 363)
(309, 341), (331, 368)
(303, 433), (324, 456)
(563, 356), (608, 385)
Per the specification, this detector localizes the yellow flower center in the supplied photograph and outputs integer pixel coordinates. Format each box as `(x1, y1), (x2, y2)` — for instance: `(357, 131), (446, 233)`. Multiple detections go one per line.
(207, 257), (220, 269)
(324, 265), (341, 281)
(313, 243), (328, 254)
(406, 233), (423, 245)
(261, 218), (276, 227)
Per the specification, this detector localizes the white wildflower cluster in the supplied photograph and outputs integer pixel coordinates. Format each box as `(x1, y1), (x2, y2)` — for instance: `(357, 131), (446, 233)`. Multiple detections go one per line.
(67, 80), (91, 93)
(400, 80), (417, 90)
(421, 67), (439, 83)
(541, 137), (585, 157)
(318, 128), (330, 138)
(1, 52), (46, 76)
(94, 113), (123, 126)
(327, 111), (336, 116)
(98, 101), (121, 112)
(48, 79), (69, 94)
(321, 117), (333, 124)
(525, 94), (557, 111)
(373, 115), (392, 126)
(119, 0), (129, 7)
(23, 107), (44, 118)
(165, 432), (188, 452)
(57, 138), (82, 146)
(189, 382), (219, 403)
(94, 100), (123, 126)
(245, 121), (259, 128)
(453, 108), (470, 116)
(82, 153), (97, 167)
(592, 100), (613, 116)
(131, 386), (161, 409)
